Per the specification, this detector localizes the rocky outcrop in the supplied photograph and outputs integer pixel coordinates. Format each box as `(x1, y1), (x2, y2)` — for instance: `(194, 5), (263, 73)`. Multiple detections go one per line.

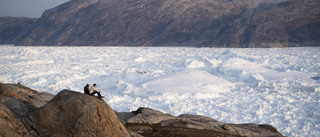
(24, 90), (130, 136)
(0, 83), (130, 137)
(0, 82), (53, 117)
(0, 17), (36, 44)
(15, 0), (320, 47)
(116, 107), (284, 137)
(0, 82), (284, 136)
(117, 107), (176, 124)
(0, 82), (53, 136)
(0, 104), (29, 136)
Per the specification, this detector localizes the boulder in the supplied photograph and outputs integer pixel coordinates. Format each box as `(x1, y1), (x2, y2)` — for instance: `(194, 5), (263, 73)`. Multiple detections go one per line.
(28, 92), (55, 108)
(160, 118), (210, 130)
(0, 83), (38, 117)
(0, 104), (29, 136)
(24, 90), (130, 137)
(0, 82), (54, 109)
(1, 83), (130, 136)
(160, 115), (284, 137)
(121, 108), (284, 137)
(178, 114), (218, 123)
(0, 82), (285, 137)
(116, 107), (175, 124)
(0, 82), (45, 136)
(0, 96), (36, 118)
(230, 123), (284, 137)
(115, 111), (136, 124)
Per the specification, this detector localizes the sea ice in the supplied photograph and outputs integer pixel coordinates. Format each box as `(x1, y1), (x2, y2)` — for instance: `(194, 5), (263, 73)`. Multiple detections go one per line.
(0, 46), (319, 137)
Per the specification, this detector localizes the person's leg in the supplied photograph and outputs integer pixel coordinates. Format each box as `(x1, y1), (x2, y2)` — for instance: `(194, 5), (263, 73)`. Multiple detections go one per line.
(90, 91), (102, 97)
(90, 91), (97, 96)
(97, 92), (101, 97)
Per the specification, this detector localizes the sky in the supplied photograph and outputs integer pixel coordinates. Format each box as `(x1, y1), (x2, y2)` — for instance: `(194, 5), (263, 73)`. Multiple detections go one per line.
(0, 0), (69, 17)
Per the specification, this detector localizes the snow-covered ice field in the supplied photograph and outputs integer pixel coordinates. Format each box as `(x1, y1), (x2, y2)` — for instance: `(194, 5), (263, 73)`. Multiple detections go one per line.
(1, 46), (319, 136)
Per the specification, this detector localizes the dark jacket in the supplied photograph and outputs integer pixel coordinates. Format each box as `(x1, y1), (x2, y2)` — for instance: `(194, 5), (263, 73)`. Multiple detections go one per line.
(84, 86), (90, 94)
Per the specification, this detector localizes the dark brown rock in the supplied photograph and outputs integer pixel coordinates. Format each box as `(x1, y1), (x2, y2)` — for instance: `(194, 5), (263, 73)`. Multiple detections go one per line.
(0, 82), (54, 110)
(0, 83), (130, 137)
(116, 107), (175, 124)
(125, 123), (241, 137)
(0, 83), (39, 117)
(178, 113), (218, 123)
(115, 111), (136, 123)
(25, 90), (130, 137)
(118, 107), (284, 136)
(159, 118), (284, 136)
(0, 83), (285, 136)
(28, 92), (55, 108)
(0, 83), (37, 136)
(222, 124), (233, 131)
(0, 104), (30, 136)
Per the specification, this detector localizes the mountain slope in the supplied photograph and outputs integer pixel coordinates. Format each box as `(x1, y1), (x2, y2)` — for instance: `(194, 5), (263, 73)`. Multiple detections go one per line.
(16, 0), (320, 47)
(0, 17), (36, 44)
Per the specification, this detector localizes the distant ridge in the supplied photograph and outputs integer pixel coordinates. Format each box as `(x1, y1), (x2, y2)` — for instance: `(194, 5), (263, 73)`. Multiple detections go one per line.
(9, 0), (320, 47)
(0, 17), (36, 45)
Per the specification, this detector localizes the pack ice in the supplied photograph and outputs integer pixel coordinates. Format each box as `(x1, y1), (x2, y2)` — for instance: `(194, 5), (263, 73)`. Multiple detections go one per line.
(0, 46), (319, 137)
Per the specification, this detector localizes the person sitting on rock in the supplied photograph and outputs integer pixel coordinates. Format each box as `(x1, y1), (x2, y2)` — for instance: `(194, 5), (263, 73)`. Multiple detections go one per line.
(84, 84), (90, 94)
(90, 84), (104, 98)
